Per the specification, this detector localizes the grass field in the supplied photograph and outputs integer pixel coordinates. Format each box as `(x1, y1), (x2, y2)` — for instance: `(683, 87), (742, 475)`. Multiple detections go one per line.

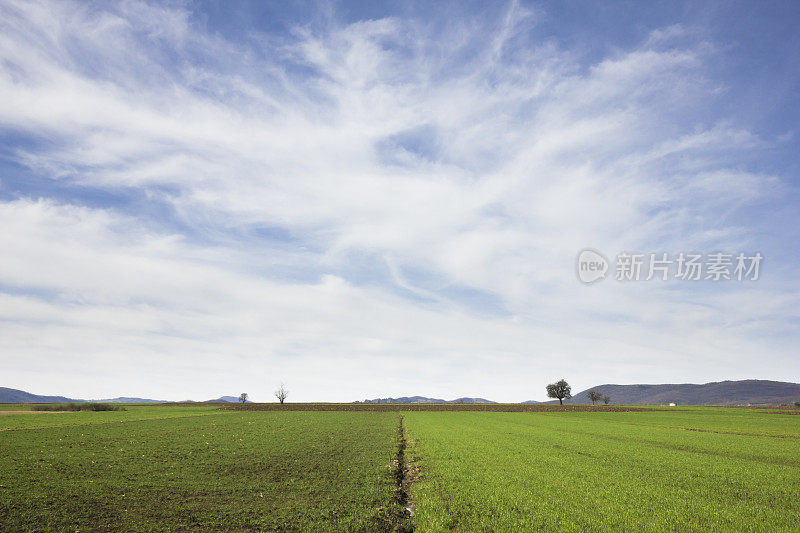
(0, 406), (402, 531)
(404, 409), (800, 531)
(1, 405), (799, 531)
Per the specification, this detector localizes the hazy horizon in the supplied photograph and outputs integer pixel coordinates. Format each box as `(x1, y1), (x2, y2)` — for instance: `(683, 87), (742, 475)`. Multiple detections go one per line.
(7, 377), (800, 405)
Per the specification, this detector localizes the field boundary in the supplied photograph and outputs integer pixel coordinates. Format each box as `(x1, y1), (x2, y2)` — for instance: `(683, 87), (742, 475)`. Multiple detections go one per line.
(370, 414), (416, 532)
(221, 403), (665, 412)
(396, 415), (416, 517)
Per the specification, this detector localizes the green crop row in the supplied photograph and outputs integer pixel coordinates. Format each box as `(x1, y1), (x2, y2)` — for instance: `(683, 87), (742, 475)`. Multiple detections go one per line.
(0, 409), (402, 531)
(404, 410), (800, 531)
(1, 407), (798, 531)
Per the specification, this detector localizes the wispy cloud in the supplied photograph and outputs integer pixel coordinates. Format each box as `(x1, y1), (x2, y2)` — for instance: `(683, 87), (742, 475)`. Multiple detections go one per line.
(0, 0), (797, 401)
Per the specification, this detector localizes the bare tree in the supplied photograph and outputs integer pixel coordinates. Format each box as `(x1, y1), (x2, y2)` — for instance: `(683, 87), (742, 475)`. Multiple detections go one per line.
(238, 392), (248, 403)
(275, 383), (289, 404)
(602, 395), (611, 405)
(546, 379), (572, 405)
(587, 390), (602, 405)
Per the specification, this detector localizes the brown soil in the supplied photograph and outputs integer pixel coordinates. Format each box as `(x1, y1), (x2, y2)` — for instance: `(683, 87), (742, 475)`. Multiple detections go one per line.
(220, 403), (668, 412)
(0, 410), (70, 415)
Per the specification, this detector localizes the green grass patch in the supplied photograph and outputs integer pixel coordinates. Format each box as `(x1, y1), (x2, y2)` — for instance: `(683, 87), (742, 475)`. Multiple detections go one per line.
(3, 405), (796, 531)
(0, 404), (226, 431)
(0, 409), (402, 531)
(404, 409), (800, 531)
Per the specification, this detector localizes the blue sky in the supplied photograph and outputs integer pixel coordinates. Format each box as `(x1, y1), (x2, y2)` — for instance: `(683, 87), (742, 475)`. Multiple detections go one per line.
(0, 0), (798, 402)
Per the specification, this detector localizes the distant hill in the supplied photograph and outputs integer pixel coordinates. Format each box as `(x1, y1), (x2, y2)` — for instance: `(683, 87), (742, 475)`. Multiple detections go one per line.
(207, 396), (250, 403)
(95, 397), (164, 403)
(451, 397), (496, 404)
(364, 396), (496, 404)
(0, 387), (86, 403)
(0, 387), (246, 404)
(364, 396), (446, 403)
(565, 380), (800, 406)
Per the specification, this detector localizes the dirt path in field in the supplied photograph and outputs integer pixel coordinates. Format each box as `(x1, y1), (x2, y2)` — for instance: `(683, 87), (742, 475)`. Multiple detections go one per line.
(396, 415), (418, 528)
(374, 415), (417, 531)
(397, 416), (413, 512)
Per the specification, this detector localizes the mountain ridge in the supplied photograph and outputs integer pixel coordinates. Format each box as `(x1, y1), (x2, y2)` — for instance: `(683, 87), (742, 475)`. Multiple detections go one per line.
(0, 387), (86, 404)
(4, 380), (799, 405)
(559, 380), (800, 406)
(0, 387), (248, 404)
(363, 396), (496, 404)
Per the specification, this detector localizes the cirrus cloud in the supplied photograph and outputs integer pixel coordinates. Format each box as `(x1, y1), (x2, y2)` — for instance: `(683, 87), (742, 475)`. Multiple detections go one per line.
(0, 0), (798, 401)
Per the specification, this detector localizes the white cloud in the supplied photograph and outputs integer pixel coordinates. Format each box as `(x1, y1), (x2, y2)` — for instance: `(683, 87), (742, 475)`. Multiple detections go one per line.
(0, 1), (796, 401)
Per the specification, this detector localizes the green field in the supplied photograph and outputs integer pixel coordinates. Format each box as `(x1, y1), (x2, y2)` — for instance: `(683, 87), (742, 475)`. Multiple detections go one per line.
(0, 406), (403, 531)
(405, 409), (800, 531)
(1, 405), (799, 531)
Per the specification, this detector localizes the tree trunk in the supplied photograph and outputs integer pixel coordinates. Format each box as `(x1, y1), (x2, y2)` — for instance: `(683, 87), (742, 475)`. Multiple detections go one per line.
(559, 398), (563, 405)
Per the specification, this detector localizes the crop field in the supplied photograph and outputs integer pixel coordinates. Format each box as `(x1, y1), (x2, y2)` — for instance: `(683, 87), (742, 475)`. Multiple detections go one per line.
(0, 406), (402, 531)
(404, 409), (800, 531)
(1, 405), (799, 531)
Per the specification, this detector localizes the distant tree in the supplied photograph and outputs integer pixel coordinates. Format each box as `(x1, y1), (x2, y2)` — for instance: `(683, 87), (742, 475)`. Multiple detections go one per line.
(238, 392), (248, 403)
(587, 390), (602, 405)
(602, 395), (611, 405)
(275, 383), (289, 404)
(546, 379), (572, 405)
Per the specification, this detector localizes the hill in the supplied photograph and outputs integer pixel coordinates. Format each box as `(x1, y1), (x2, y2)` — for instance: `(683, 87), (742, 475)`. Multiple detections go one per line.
(364, 396), (496, 404)
(565, 380), (800, 406)
(0, 387), (246, 404)
(0, 387), (85, 403)
(451, 397), (496, 404)
(207, 396), (250, 403)
(95, 397), (164, 403)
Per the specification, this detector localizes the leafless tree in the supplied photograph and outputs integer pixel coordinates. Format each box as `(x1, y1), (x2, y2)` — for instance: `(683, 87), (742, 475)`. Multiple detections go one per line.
(602, 395), (611, 405)
(275, 383), (289, 404)
(238, 392), (248, 403)
(546, 379), (572, 405)
(587, 390), (603, 405)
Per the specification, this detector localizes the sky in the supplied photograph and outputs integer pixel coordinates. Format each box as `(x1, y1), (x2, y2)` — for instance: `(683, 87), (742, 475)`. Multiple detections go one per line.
(1, 0), (799, 402)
